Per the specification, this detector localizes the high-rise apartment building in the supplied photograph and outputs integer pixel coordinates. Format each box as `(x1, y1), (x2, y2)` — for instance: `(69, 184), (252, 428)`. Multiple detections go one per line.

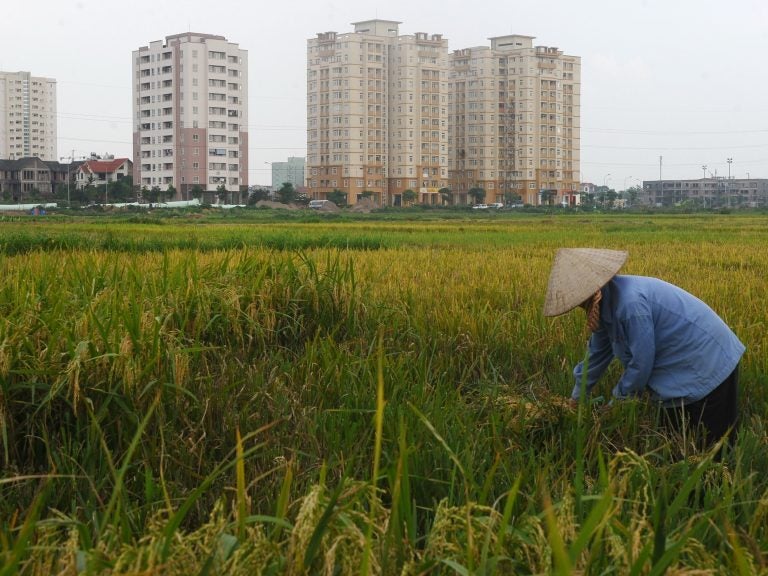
(0, 71), (57, 161)
(306, 20), (449, 206)
(132, 33), (248, 199)
(449, 36), (580, 205)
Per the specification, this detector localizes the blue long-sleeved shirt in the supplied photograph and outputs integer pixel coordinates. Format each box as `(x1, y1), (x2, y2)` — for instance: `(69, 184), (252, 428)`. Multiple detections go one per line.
(572, 275), (745, 405)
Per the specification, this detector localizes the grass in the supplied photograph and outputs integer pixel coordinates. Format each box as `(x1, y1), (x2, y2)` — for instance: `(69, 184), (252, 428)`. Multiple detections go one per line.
(1, 212), (767, 573)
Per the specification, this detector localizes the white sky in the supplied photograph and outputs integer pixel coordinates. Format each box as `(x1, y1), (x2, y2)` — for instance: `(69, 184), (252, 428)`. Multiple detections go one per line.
(3, 0), (767, 188)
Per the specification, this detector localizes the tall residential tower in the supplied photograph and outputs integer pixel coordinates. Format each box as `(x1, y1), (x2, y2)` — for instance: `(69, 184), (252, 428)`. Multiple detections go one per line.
(0, 71), (57, 161)
(132, 33), (248, 199)
(449, 36), (580, 205)
(306, 20), (449, 206)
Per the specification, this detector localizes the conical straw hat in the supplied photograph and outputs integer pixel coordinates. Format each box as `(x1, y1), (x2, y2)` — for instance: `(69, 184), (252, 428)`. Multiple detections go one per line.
(543, 248), (628, 317)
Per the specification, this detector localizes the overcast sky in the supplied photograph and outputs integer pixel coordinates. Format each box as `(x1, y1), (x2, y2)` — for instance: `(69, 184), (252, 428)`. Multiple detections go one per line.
(3, 0), (766, 188)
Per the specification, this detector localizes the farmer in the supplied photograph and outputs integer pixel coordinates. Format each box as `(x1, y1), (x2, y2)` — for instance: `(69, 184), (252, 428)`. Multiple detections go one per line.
(543, 248), (745, 448)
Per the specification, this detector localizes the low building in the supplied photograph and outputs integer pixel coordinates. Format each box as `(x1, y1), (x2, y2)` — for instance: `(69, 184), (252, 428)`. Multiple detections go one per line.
(0, 156), (70, 202)
(75, 158), (133, 190)
(642, 178), (768, 208)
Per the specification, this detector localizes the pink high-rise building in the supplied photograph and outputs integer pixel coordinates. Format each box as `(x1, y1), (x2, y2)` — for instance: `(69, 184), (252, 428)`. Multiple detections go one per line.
(132, 33), (248, 200)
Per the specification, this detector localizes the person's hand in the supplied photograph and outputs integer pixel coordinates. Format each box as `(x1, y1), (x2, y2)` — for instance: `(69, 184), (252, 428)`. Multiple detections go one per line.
(597, 398), (614, 414)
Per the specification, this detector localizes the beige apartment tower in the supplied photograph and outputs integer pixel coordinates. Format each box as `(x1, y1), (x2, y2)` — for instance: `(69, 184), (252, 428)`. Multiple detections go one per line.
(132, 33), (248, 200)
(0, 71), (57, 161)
(306, 20), (449, 206)
(449, 36), (580, 205)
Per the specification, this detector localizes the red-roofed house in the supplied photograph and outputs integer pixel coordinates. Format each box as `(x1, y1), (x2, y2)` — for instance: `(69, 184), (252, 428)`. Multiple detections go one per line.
(75, 157), (133, 190)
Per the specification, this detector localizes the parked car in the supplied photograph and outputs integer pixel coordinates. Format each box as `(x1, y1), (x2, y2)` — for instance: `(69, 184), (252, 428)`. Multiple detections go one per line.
(472, 204), (488, 209)
(488, 202), (504, 209)
(308, 199), (329, 210)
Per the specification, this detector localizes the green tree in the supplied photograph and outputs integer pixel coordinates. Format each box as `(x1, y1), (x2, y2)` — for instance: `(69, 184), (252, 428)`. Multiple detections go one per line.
(327, 189), (347, 206)
(581, 192), (596, 210)
(624, 185), (641, 207)
(109, 176), (133, 202)
(79, 176), (97, 204)
(147, 186), (161, 204)
(190, 184), (204, 200)
(439, 187), (452, 205)
(165, 184), (177, 203)
(468, 187), (486, 205)
(402, 189), (417, 206)
(504, 191), (522, 205)
(247, 186), (270, 204)
(277, 182), (297, 204)
(216, 184), (228, 204)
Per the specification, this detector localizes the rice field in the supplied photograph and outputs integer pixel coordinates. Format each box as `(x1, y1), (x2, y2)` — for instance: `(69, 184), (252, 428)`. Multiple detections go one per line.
(1, 212), (767, 574)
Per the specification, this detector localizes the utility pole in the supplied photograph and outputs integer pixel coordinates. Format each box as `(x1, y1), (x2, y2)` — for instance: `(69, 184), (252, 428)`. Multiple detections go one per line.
(60, 149), (84, 208)
(659, 156), (663, 205)
(727, 157), (733, 208)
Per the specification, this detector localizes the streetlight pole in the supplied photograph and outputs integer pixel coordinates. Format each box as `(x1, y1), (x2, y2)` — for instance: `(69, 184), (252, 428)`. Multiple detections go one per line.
(264, 161), (274, 200)
(602, 174), (611, 208)
(727, 157), (732, 208)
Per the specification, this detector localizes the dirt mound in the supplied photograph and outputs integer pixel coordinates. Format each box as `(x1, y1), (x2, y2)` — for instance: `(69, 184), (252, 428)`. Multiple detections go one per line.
(318, 201), (341, 212)
(350, 197), (377, 213)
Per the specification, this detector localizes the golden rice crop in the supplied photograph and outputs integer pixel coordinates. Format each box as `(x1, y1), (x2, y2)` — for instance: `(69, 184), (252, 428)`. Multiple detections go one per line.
(1, 213), (767, 574)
